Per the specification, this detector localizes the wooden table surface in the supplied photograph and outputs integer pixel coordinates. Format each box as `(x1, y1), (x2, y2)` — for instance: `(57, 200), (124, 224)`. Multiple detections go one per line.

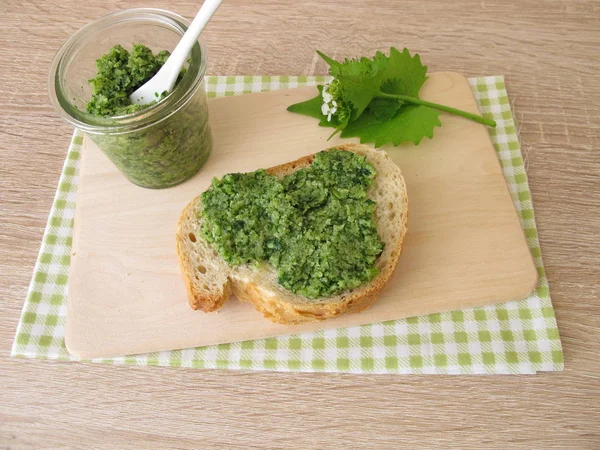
(1, 1), (599, 448)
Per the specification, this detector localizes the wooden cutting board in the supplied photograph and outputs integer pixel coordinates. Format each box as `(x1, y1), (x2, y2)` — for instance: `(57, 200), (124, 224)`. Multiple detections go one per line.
(66, 72), (537, 359)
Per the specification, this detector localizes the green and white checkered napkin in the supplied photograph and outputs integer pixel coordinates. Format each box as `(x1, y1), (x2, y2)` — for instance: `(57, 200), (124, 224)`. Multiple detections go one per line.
(11, 75), (563, 374)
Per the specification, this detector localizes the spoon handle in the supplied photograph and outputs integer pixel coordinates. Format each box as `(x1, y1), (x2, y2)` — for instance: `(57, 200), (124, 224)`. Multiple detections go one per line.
(164, 0), (223, 90)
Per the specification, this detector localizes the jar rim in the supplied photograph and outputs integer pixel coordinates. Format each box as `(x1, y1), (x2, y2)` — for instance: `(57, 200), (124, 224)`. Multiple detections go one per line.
(48, 8), (207, 135)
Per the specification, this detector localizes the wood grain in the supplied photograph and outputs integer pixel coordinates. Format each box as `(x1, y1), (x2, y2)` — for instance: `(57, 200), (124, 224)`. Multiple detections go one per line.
(1, 0), (599, 448)
(68, 74), (537, 358)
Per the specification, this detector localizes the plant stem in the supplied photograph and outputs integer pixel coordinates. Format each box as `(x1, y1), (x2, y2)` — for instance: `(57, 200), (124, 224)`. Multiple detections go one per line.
(378, 92), (496, 127)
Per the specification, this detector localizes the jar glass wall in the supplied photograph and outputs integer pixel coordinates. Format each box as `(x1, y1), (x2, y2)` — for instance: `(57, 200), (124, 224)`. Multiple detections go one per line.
(49, 8), (212, 189)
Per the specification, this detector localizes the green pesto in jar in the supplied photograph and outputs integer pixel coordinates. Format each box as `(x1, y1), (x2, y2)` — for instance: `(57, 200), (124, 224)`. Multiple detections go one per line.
(85, 44), (211, 189)
(200, 149), (384, 299)
(86, 44), (185, 116)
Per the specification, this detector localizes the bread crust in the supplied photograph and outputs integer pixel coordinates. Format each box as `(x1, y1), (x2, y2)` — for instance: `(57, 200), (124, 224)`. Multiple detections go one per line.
(175, 143), (408, 324)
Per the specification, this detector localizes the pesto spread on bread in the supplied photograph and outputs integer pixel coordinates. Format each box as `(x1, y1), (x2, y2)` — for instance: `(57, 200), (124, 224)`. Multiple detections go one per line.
(200, 149), (384, 299)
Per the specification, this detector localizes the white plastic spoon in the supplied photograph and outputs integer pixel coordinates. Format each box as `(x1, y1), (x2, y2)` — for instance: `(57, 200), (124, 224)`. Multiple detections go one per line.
(130, 0), (223, 105)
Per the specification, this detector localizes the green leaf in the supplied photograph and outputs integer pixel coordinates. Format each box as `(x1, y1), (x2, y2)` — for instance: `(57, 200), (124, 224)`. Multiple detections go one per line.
(286, 92), (323, 120)
(335, 72), (381, 119)
(379, 47), (428, 98)
(288, 47), (494, 148)
(287, 86), (341, 129)
(317, 51), (379, 79)
(367, 98), (403, 122)
(293, 48), (429, 133)
(315, 50), (341, 71)
(341, 105), (442, 147)
(317, 50), (386, 119)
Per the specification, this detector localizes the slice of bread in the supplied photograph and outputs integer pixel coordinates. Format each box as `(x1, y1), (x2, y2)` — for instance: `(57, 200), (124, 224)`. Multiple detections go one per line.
(176, 143), (408, 324)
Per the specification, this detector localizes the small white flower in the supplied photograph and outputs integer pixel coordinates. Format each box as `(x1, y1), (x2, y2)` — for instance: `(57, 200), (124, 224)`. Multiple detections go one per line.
(330, 101), (338, 116)
(321, 83), (339, 122)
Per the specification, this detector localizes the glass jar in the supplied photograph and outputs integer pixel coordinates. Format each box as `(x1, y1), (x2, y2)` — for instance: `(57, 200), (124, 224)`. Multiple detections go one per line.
(49, 8), (212, 189)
